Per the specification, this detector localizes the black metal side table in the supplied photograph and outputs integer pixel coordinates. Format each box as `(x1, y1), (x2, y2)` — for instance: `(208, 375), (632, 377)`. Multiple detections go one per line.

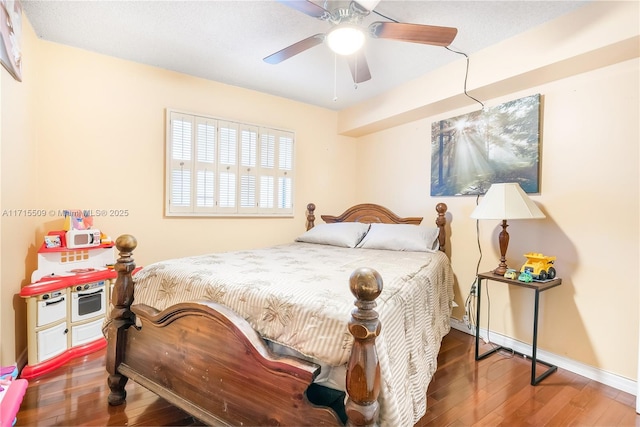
(474, 271), (562, 385)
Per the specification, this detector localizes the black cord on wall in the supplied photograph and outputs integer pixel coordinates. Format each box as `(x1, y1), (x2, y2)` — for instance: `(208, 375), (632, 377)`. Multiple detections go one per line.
(445, 46), (485, 111)
(464, 195), (481, 331)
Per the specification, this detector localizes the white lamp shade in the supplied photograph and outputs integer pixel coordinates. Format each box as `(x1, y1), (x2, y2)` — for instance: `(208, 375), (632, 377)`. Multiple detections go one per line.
(470, 183), (545, 220)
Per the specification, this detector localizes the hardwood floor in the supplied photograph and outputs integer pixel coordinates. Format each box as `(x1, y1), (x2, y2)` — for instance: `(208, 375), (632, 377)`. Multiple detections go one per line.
(419, 329), (638, 426)
(15, 328), (638, 426)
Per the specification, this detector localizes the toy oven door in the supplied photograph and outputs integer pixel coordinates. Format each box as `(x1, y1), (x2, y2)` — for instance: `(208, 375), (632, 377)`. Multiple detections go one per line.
(71, 285), (106, 322)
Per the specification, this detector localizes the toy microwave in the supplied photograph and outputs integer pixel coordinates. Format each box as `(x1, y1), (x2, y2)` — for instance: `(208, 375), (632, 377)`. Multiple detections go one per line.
(66, 229), (101, 249)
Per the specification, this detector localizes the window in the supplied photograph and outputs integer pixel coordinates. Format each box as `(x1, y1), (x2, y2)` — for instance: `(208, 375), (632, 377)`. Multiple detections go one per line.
(166, 110), (294, 216)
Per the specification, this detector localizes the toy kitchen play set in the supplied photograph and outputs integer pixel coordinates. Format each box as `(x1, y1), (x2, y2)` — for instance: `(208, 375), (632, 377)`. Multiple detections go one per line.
(19, 213), (116, 380)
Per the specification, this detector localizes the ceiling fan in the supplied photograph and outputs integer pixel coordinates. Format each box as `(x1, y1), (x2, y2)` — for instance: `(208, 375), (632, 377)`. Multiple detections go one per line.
(263, 0), (458, 84)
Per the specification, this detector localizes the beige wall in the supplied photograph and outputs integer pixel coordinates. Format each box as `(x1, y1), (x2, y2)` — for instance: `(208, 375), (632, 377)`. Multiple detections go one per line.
(352, 1), (639, 381)
(0, 12), (40, 367)
(1, 0), (638, 387)
(32, 43), (358, 265)
(355, 59), (639, 379)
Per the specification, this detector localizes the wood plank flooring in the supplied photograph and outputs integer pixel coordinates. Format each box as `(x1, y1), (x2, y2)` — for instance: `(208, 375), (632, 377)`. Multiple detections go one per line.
(15, 328), (639, 426)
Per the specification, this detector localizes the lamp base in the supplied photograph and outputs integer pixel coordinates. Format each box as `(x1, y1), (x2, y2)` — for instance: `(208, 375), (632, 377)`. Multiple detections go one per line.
(493, 265), (508, 276)
(493, 220), (510, 277)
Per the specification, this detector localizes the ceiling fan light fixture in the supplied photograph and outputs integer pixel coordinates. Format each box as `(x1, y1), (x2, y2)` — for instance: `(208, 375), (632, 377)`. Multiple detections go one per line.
(326, 25), (365, 56)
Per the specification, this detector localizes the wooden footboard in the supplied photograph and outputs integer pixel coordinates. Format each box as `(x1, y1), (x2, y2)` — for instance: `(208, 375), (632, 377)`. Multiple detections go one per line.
(105, 236), (382, 426)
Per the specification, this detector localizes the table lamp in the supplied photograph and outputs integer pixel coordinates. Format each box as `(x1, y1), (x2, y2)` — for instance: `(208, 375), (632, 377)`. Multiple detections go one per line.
(471, 182), (545, 275)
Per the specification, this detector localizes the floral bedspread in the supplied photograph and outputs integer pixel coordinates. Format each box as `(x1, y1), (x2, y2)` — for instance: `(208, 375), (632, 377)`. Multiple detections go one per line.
(117, 242), (454, 426)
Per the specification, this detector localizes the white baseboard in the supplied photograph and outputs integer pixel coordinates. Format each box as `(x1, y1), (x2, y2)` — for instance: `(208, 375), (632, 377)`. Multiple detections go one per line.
(449, 317), (637, 396)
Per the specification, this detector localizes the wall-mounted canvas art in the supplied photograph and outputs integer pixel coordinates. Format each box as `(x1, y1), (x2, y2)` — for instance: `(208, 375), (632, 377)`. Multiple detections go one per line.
(0, 0), (22, 82)
(430, 94), (541, 196)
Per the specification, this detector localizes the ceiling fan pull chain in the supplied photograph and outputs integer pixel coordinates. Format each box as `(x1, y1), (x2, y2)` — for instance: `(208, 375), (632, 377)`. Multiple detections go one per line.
(333, 53), (338, 102)
(354, 54), (359, 89)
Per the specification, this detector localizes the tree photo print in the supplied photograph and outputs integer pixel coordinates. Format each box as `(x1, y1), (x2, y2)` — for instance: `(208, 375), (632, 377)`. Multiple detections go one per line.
(431, 94), (541, 196)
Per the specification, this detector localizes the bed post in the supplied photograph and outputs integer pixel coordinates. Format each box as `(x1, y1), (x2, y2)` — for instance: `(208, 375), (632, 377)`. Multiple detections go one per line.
(306, 203), (316, 230)
(345, 267), (383, 427)
(105, 234), (137, 406)
(436, 202), (448, 253)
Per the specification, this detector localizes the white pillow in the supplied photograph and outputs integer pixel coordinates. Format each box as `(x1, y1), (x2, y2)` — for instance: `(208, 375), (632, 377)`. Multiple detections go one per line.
(356, 223), (440, 252)
(295, 222), (371, 248)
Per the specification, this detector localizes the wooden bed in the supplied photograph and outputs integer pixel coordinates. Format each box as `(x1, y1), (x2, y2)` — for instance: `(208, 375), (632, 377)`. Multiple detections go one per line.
(105, 202), (450, 426)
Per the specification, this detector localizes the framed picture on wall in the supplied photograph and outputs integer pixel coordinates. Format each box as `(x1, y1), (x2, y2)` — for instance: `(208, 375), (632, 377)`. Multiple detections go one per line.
(430, 94), (541, 196)
(0, 0), (22, 82)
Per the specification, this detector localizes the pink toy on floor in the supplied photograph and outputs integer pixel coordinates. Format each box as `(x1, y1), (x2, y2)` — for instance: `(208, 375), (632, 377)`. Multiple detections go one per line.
(0, 366), (17, 380)
(1, 366), (28, 427)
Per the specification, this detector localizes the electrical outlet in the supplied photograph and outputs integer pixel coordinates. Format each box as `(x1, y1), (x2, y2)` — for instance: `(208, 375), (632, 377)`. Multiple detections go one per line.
(463, 314), (470, 329)
(470, 282), (477, 296)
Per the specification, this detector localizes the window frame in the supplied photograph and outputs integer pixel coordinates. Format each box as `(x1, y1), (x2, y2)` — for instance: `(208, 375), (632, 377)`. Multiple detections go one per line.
(165, 109), (295, 217)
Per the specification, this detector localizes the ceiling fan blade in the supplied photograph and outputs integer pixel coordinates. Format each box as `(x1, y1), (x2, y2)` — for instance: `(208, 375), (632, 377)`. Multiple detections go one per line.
(276, 0), (331, 20)
(263, 34), (325, 64)
(369, 22), (458, 47)
(347, 51), (371, 83)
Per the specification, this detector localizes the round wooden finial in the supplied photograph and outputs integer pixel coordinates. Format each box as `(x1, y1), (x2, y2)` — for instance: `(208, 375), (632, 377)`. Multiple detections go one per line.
(349, 267), (383, 301)
(306, 203), (317, 231)
(115, 234), (137, 253)
(436, 202), (447, 215)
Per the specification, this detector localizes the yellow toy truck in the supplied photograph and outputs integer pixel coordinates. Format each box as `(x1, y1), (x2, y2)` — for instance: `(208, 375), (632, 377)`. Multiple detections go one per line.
(520, 253), (557, 280)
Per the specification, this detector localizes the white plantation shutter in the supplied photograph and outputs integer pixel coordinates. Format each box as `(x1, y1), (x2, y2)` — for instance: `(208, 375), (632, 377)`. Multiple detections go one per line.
(259, 176), (274, 209)
(195, 118), (216, 212)
(258, 131), (277, 212)
(239, 126), (258, 213)
(278, 176), (293, 210)
(259, 129), (294, 213)
(241, 175), (256, 209)
(172, 170), (191, 207)
(218, 122), (238, 212)
(278, 133), (294, 211)
(261, 133), (276, 169)
(166, 109), (294, 216)
(168, 112), (194, 213)
(279, 134), (294, 171)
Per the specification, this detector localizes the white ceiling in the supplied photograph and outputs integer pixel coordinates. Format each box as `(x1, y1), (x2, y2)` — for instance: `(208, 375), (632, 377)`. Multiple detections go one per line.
(22, 0), (590, 111)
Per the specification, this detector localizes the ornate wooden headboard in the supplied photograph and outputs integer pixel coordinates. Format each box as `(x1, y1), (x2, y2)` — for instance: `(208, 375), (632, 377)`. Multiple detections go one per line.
(305, 203), (448, 253)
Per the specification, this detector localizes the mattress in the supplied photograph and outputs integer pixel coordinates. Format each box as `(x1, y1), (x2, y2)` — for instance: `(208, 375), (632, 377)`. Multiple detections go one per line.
(117, 242), (454, 426)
